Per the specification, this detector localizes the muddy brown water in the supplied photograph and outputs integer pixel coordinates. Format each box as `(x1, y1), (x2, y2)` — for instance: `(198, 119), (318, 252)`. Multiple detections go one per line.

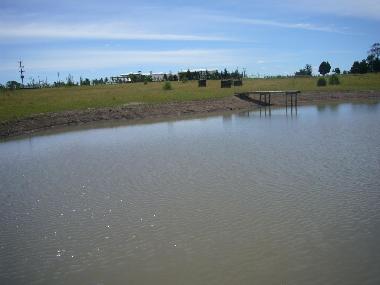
(1, 102), (380, 285)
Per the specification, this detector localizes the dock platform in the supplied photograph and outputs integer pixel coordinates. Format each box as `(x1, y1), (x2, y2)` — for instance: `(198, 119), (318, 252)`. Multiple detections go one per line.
(235, 90), (301, 107)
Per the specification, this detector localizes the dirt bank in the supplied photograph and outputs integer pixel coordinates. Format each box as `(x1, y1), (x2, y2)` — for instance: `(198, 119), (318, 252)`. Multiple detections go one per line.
(1, 91), (379, 139)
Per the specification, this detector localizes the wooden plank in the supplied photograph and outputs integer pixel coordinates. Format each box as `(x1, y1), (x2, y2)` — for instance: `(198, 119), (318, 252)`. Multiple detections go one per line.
(252, 90), (300, 94)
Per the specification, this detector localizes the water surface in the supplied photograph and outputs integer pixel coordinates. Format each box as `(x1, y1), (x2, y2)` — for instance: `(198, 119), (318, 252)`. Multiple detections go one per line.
(1, 103), (380, 285)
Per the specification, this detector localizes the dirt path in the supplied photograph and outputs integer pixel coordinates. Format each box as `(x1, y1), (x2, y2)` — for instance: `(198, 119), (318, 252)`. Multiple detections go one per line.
(1, 91), (380, 139)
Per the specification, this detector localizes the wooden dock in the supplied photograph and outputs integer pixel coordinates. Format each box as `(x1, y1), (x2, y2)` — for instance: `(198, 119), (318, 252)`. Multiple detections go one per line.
(235, 90), (301, 107)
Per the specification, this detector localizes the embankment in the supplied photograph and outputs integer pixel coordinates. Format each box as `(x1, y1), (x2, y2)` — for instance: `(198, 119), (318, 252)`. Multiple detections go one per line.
(1, 91), (379, 139)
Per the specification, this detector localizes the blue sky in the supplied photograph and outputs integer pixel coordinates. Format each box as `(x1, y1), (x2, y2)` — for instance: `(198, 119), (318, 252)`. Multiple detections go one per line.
(1, 0), (379, 84)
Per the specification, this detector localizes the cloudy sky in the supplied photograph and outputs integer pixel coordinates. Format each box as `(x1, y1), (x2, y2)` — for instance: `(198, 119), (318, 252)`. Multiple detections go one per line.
(0, 0), (379, 84)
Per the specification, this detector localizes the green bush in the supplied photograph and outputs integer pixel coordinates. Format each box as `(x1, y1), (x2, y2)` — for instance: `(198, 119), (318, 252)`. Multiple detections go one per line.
(317, 77), (327, 87)
(329, 74), (340, 85)
(163, 81), (172, 90)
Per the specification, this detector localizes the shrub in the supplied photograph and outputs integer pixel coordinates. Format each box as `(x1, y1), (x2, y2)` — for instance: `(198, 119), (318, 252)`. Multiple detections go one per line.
(6, 80), (21, 90)
(317, 77), (327, 87)
(328, 74), (340, 85)
(163, 81), (172, 90)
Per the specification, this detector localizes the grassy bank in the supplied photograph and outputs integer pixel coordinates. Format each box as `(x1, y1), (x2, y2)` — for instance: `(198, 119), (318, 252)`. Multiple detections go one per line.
(1, 73), (380, 122)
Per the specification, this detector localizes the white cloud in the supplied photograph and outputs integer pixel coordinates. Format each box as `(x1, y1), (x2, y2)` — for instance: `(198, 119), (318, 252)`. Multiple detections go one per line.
(0, 21), (231, 41)
(0, 49), (245, 71)
(208, 15), (346, 33)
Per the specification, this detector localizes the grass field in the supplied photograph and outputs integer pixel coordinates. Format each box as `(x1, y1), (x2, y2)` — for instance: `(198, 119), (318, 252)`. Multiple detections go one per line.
(1, 73), (380, 122)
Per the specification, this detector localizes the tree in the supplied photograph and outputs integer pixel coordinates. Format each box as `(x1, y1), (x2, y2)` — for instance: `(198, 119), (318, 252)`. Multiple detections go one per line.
(333, 67), (341, 74)
(350, 61), (361, 74)
(295, 64), (312, 76)
(305, 64), (312, 75)
(186, 69), (192, 80)
(367, 54), (380, 73)
(6, 81), (21, 89)
(351, 60), (368, 74)
(66, 74), (75, 86)
(319, 61), (331, 76)
(373, 58), (380, 72)
(368, 43), (380, 59)
(82, 78), (91, 86)
(223, 68), (229, 79)
(358, 60), (368, 73)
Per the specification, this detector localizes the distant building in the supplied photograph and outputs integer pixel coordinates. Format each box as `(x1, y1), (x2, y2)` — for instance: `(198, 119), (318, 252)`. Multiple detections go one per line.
(112, 69), (220, 83)
(178, 68), (218, 74)
(110, 74), (132, 83)
(111, 72), (168, 83)
(144, 72), (165, 82)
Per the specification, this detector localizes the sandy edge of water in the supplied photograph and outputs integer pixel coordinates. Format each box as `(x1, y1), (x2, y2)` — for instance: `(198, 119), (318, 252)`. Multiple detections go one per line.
(1, 91), (380, 139)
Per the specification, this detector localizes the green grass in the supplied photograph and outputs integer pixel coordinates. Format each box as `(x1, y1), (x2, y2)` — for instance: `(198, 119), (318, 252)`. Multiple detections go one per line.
(1, 73), (380, 122)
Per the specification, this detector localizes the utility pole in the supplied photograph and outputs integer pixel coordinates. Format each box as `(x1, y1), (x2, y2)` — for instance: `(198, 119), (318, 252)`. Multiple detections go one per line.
(18, 60), (25, 86)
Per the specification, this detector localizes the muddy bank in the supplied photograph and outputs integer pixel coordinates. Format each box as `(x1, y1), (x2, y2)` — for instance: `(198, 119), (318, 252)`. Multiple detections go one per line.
(0, 96), (253, 139)
(1, 91), (380, 139)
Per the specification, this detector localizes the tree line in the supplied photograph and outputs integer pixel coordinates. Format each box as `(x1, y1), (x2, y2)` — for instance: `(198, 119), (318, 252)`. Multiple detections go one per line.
(178, 68), (245, 81)
(294, 43), (380, 76)
(350, 43), (380, 74)
(0, 75), (114, 90)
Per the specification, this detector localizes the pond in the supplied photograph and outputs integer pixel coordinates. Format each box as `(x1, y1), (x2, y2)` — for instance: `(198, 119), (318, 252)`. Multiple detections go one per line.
(1, 102), (380, 284)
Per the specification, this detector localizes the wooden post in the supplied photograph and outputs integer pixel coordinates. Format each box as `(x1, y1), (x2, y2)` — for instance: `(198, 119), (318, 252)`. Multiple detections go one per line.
(269, 94), (271, 105)
(285, 93), (288, 108)
(291, 94), (293, 108)
(295, 93), (298, 107)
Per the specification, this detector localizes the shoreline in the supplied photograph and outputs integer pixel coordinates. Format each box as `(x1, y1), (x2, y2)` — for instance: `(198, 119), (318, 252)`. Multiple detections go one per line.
(1, 91), (380, 139)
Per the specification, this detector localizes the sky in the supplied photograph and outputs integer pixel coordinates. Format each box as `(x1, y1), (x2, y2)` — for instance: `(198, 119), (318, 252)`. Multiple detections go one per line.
(0, 0), (379, 84)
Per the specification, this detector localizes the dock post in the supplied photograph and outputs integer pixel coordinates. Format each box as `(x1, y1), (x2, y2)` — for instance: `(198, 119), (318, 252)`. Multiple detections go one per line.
(295, 93), (298, 107)
(285, 93), (288, 108)
(269, 94), (271, 105)
(291, 94), (293, 108)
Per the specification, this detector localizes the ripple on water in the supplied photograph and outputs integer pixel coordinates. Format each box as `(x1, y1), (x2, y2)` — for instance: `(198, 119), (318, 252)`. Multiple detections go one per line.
(0, 103), (380, 284)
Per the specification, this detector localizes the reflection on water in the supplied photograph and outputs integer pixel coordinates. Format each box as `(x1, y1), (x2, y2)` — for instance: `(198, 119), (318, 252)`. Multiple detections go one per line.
(1, 102), (380, 285)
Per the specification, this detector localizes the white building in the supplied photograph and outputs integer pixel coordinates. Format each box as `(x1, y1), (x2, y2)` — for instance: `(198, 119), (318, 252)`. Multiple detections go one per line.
(144, 72), (166, 82)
